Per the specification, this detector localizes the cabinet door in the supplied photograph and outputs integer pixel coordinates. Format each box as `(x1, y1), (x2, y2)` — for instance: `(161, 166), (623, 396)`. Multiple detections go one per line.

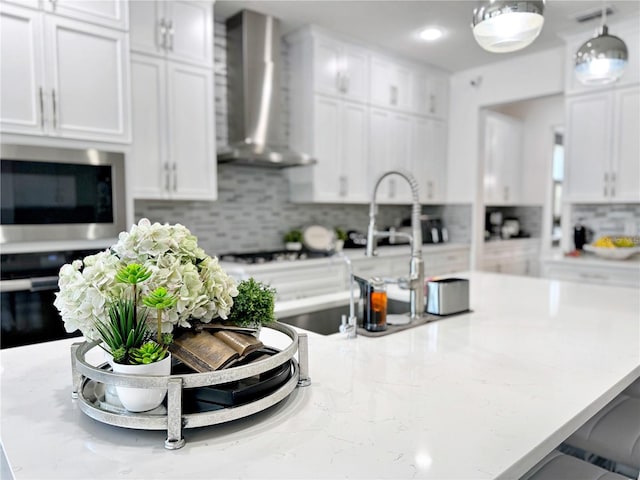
(483, 111), (522, 205)
(369, 107), (393, 202)
(311, 95), (342, 200)
(49, 0), (128, 30)
(129, 0), (164, 57)
(45, 15), (130, 142)
(611, 86), (640, 202)
(370, 56), (393, 108)
(165, 1), (213, 67)
(370, 56), (411, 111)
(312, 35), (342, 97)
(388, 112), (412, 203)
(340, 100), (369, 202)
(0, 4), (45, 135)
(420, 118), (447, 203)
(564, 93), (612, 202)
(130, 54), (168, 199)
(167, 62), (217, 200)
(342, 44), (369, 103)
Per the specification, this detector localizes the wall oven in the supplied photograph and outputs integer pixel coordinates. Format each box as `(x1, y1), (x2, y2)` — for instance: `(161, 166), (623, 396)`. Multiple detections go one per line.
(0, 144), (127, 348)
(0, 248), (103, 348)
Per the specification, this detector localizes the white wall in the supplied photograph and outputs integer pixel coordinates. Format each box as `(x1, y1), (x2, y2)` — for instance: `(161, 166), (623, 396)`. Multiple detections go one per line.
(447, 46), (565, 267)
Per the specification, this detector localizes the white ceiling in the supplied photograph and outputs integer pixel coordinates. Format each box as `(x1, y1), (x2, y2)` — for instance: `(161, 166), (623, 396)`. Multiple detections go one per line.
(214, 1), (640, 73)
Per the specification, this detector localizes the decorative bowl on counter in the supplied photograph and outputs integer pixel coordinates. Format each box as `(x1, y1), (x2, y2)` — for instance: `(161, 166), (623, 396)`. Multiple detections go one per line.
(583, 244), (640, 260)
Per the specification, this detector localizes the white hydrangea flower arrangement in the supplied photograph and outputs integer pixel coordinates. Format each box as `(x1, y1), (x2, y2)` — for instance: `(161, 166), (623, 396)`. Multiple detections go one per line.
(54, 218), (238, 340)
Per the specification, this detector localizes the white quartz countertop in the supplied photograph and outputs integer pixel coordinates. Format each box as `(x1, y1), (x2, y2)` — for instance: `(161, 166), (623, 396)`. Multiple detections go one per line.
(2, 272), (639, 479)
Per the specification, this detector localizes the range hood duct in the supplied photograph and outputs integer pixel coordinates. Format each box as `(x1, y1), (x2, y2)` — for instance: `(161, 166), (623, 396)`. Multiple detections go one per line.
(218, 10), (315, 168)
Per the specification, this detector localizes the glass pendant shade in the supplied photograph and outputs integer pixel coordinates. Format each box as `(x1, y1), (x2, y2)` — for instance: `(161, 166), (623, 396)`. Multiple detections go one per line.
(575, 25), (628, 85)
(472, 1), (545, 53)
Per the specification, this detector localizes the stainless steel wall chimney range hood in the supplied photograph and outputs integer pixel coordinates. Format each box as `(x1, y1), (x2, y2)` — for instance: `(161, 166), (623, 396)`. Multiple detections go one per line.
(217, 10), (315, 168)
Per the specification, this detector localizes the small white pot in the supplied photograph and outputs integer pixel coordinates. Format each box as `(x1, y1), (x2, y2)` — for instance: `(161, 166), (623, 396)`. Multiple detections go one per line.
(285, 242), (302, 251)
(110, 354), (171, 412)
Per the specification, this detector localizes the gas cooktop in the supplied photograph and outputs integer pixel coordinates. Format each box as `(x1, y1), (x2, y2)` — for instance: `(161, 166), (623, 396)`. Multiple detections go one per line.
(219, 250), (332, 264)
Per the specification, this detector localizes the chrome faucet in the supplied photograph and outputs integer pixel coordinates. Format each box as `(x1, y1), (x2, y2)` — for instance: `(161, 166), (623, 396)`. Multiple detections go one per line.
(335, 251), (358, 338)
(366, 170), (424, 320)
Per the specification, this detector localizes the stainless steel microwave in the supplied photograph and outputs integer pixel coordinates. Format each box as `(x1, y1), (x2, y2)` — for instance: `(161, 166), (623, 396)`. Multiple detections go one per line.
(0, 144), (126, 244)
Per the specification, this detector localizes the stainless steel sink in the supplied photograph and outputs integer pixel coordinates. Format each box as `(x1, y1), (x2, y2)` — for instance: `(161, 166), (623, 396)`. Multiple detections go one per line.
(278, 299), (410, 336)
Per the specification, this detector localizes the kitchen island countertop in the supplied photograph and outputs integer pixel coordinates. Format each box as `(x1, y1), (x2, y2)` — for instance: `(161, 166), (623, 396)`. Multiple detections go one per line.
(1, 271), (639, 479)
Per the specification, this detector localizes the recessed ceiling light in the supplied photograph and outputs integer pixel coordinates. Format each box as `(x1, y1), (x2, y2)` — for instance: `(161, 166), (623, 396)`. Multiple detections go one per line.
(419, 27), (443, 41)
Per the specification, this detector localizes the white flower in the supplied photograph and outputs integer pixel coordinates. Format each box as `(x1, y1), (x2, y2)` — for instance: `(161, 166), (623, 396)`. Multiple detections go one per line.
(54, 218), (238, 337)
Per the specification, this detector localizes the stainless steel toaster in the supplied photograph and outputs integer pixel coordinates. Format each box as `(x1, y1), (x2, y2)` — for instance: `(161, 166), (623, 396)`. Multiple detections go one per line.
(426, 278), (470, 315)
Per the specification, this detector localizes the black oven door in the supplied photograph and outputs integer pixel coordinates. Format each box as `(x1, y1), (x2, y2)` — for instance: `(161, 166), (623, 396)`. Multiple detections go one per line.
(0, 249), (100, 349)
(0, 277), (81, 349)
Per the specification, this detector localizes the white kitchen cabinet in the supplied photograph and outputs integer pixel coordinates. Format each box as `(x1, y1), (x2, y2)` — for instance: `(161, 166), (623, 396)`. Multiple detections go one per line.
(130, 53), (216, 200)
(423, 245), (471, 276)
(1, 0), (128, 30)
(0, 3), (130, 143)
(288, 28), (371, 203)
(289, 94), (369, 202)
(129, 0), (213, 67)
(370, 54), (412, 112)
(564, 86), (639, 203)
(481, 239), (540, 277)
(543, 257), (640, 288)
(411, 66), (449, 119)
(482, 110), (522, 205)
(305, 30), (369, 103)
(369, 107), (413, 204)
(370, 107), (447, 205)
(412, 116), (447, 203)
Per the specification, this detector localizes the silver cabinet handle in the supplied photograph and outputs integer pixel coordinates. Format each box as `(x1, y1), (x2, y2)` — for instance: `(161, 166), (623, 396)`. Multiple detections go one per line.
(611, 171), (616, 197)
(604, 172), (609, 197)
(343, 74), (350, 94)
(504, 186), (509, 202)
(159, 18), (167, 49)
(429, 94), (436, 114)
(336, 72), (342, 93)
(427, 180), (433, 199)
(390, 85), (398, 106)
(172, 163), (177, 191)
(339, 175), (347, 196)
(389, 178), (396, 198)
(164, 162), (171, 191)
(51, 89), (57, 129)
(38, 86), (45, 129)
(167, 19), (174, 51)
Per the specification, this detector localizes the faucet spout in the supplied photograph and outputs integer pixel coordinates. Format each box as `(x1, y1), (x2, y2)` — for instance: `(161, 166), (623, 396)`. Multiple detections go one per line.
(366, 170), (424, 320)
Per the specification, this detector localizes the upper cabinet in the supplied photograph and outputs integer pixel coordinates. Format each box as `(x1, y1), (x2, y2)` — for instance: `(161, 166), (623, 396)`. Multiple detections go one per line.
(310, 31), (369, 103)
(482, 110), (523, 206)
(564, 86), (639, 203)
(2, 0), (128, 30)
(129, 0), (213, 67)
(412, 66), (449, 119)
(128, 1), (216, 201)
(370, 53), (449, 118)
(370, 54), (412, 112)
(287, 26), (449, 205)
(0, 2), (131, 143)
(130, 54), (216, 200)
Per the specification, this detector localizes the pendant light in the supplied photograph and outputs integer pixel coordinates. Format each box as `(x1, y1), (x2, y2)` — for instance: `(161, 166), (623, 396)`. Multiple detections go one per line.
(472, 1), (545, 53)
(574, 5), (628, 86)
